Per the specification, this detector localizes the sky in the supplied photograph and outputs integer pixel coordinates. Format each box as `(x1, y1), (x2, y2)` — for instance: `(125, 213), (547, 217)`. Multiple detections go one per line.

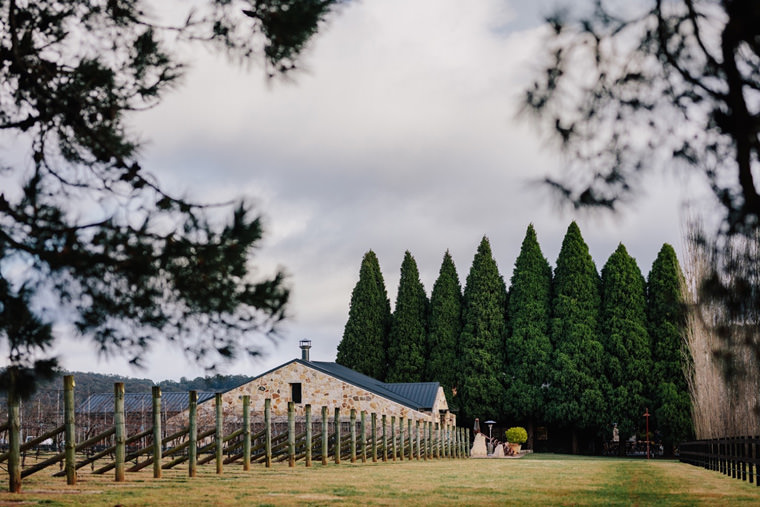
(50, 0), (694, 382)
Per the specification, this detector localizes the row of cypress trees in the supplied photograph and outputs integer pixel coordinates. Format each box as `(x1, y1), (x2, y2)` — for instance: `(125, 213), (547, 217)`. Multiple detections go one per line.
(336, 222), (691, 451)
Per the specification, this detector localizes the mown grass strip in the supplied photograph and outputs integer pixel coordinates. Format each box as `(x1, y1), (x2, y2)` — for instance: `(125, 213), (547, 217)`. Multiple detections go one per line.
(1, 454), (759, 505)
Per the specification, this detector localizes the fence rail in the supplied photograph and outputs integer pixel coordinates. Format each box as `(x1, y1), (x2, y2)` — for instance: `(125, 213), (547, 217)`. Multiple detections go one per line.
(680, 436), (760, 487)
(2, 376), (470, 492)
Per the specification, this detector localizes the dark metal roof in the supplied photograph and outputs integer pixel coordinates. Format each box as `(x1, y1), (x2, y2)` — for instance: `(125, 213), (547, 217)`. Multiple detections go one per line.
(308, 361), (385, 390)
(302, 361), (439, 411)
(76, 391), (216, 414)
(383, 382), (440, 409)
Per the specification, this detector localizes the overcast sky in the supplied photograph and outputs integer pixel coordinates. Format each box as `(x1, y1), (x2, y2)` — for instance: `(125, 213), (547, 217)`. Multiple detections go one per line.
(52, 0), (694, 382)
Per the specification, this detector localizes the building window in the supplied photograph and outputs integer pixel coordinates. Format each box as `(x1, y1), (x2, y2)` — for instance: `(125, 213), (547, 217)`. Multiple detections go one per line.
(290, 382), (302, 403)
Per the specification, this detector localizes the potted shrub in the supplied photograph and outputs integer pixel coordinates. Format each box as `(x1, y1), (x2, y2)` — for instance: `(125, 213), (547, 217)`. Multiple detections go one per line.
(505, 427), (528, 454)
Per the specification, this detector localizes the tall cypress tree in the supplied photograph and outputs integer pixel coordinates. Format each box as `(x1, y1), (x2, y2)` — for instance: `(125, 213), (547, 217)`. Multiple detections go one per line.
(547, 222), (605, 453)
(504, 225), (553, 443)
(336, 251), (390, 380)
(600, 243), (651, 443)
(426, 251), (463, 408)
(458, 237), (508, 424)
(387, 251), (428, 382)
(648, 243), (692, 450)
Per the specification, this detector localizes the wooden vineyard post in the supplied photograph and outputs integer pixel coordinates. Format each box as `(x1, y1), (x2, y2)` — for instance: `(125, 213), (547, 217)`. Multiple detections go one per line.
(453, 425), (458, 458)
(432, 421), (437, 459)
(114, 382), (126, 482)
(435, 421), (439, 459)
(304, 404), (312, 467)
(407, 419), (412, 460)
(443, 424), (447, 458)
(466, 428), (471, 457)
(188, 390), (198, 477)
(350, 409), (357, 463)
(453, 426), (457, 458)
(321, 406), (328, 466)
(8, 385), (20, 493)
(399, 417), (404, 461)
(443, 424), (449, 458)
(446, 423), (451, 458)
(416, 420), (421, 460)
(371, 413), (377, 463)
(447, 423), (452, 458)
(410, 419), (415, 460)
(243, 395), (251, 471)
(420, 421), (428, 461)
(288, 401), (295, 468)
(434, 422), (439, 459)
(419, 420), (424, 460)
(334, 408), (341, 465)
(64, 375), (76, 485)
(431, 421), (436, 459)
(360, 411), (367, 463)
(382, 415), (388, 462)
(439, 419), (445, 459)
(418, 421), (423, 460)
(152, 386), (162, 478)
(408, 419), (413, 460)
(451, 426), (459, 458)
(452, 425), (457, 458)
(427, 421), (435, 459)
(216, 393), (224, 474)
(427, 421), (432, 460)
(450, 425), (454, 458)
(264, 398), (272, 468)
(439, 423), (443, 458)
(391, 416), (397, 461)
(441, 424), (446, 459)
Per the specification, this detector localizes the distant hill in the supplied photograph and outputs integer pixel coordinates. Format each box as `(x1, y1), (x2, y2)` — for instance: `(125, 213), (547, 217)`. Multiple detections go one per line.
(0, 370), (255, 427)
(0, 370), (254, 407)
(59, 371), (254, 395)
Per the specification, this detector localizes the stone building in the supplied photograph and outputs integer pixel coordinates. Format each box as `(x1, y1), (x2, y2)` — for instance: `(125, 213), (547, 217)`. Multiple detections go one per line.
(188, 341), (456, 430)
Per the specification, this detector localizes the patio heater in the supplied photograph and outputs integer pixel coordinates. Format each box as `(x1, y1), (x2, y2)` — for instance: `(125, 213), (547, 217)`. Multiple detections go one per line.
(484, 420), (496, 440)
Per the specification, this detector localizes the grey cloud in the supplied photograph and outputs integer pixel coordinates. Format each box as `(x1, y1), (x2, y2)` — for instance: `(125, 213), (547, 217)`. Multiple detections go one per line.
(54, 0), (686, 381)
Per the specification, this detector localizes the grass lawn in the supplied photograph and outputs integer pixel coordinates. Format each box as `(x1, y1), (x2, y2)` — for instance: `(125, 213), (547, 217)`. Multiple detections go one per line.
(1, 454), (758, 505)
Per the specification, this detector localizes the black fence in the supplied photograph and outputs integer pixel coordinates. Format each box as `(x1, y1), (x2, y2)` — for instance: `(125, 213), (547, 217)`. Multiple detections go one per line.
(679, 436), (760, 487)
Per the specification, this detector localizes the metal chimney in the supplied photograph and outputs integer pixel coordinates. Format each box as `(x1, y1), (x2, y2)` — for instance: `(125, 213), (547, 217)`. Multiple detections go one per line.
(299, 339), (312, 361)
